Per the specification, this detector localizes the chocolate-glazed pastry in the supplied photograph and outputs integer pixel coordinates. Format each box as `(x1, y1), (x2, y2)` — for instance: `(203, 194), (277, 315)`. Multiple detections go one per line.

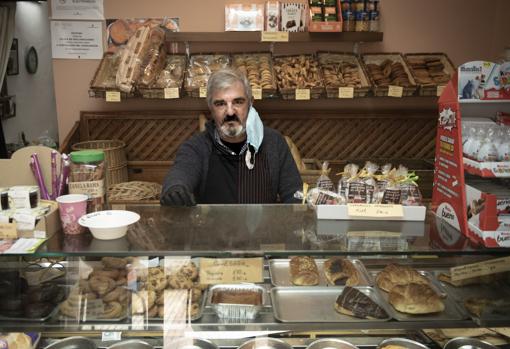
(335, 286), (388, 319)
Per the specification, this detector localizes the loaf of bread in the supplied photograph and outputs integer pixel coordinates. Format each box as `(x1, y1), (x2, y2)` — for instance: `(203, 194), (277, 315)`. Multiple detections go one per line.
(211, 289), (262, 305)
(289, 256), (319, 286)
(324, 257), (361, 286)
(388, 283), (445, 314)
(376, 264), (429, 292)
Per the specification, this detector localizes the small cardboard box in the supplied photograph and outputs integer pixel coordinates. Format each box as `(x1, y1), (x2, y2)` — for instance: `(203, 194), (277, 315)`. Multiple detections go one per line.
(18, 200), (60, 239)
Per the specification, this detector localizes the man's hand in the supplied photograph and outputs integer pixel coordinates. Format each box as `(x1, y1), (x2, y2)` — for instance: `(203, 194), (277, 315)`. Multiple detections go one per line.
(160, 185), (196, 206)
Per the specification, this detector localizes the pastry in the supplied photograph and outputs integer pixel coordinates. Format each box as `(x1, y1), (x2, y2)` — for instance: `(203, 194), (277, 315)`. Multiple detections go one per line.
(211, 289), (262, 305)
(289, 256), (319, 286)
(24, 302), (53, 318)
(334, 286), (388, 319)
(167, 274), (194, 289)
(388, 283), (445, 314)
(324, 257), (362, 286)
(464, 297), (510, 317)
(109, 19), (132, 45)
(376, 264), (429, 292)
(89, 275), (116, 296)
(100, 301), (123, 319)
(101, 257), (128, 269)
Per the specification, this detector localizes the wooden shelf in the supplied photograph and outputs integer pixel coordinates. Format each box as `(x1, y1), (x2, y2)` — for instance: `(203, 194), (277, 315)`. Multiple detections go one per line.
(165, 31), (383, 43)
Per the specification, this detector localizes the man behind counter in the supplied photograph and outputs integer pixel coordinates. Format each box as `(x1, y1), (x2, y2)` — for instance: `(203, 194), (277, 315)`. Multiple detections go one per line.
(161, 68), (302, 206)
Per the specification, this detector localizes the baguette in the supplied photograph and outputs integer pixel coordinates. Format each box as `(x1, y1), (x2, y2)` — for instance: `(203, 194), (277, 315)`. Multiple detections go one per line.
(289, 256), (319, 286)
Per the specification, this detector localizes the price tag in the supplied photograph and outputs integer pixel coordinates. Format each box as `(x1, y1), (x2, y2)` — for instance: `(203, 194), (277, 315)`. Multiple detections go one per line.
(437, 85), (446, 97)
(347, 203), (404, 218)
(199, 257), (263, 284)
(451, 256), (510, 282)
(199, 87), (207, 98)
(261, 31), (289, 42)
(252, 88), (262, 100)
(0, 223), (18, 239)
(105, 91), (121, 102)
(387, 85), (403, 98)
(164, 87), (179, 99)
(338, 87), (354, 99)
(295, 89), (310, 100)
(102, 332), (122, 342)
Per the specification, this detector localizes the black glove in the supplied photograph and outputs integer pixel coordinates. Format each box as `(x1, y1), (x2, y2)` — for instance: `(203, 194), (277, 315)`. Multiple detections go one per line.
(160, 185), (196, 206)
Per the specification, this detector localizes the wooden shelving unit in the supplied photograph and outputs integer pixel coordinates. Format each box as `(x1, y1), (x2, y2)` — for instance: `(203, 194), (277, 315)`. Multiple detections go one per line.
(164, 31), (383, 43)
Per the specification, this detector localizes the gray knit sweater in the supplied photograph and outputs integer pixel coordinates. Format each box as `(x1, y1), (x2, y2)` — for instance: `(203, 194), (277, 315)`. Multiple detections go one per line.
(162, 121), (302, 204)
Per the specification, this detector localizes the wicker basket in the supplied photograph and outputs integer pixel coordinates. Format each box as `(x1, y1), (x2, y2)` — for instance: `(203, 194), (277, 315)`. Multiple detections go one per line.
(89, 52), (135, 99)
(184, 53), (231, 98)
(273, 54), (325, 100)
(72, 140), (128, 185)
(138, 54), (187, 99)
(361, 53), (418, 97)
(404, 53), (456, 97)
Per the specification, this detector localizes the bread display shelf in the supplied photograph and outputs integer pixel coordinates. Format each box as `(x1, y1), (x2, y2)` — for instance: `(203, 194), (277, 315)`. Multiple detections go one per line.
(269, 259), (371, 287)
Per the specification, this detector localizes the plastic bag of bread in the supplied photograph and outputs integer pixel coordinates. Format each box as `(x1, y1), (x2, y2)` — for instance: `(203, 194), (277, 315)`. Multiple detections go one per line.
(398, 165), (422, 206)
(345, 165), (367, 203)
(0, 332), (34, 349)
(154, 55), (186, 88)
(360, 161), (379, 203)
(316, 161), (334, 192)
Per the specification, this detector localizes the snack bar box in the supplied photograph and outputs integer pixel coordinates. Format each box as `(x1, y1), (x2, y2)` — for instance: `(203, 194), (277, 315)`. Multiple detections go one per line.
(316, 204), (427, 221)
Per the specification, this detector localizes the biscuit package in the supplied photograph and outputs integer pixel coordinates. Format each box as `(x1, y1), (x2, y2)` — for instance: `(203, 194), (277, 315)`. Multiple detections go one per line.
(361, 161), (378, 203)
(281, 3), (307, 32)
(375, 163), (392, 203)
(345, 165), (367, 203)
(225, 4), (264, 31)
(398, 165), (422, 206)
(338, 163), (358, 199)
(380, 167), (404, 205)
(265, 1), (280, 31)
(316, 161), (334, 192)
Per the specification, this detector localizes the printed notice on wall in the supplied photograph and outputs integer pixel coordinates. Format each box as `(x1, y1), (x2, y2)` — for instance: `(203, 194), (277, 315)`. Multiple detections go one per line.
(51, 21), (103, 59)
(51, 0), (104, 20)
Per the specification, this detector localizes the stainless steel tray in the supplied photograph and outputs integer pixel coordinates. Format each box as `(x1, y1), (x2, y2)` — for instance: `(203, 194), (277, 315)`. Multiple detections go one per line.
(147, 288), (207, 322)
(0, 302), (59, 322)
(271, 286), (391, 322)
(434, 271), (510, 325)
(269, 258), (371, 287)
(208, 284), (266, 320)
(371, 270), (467, 321)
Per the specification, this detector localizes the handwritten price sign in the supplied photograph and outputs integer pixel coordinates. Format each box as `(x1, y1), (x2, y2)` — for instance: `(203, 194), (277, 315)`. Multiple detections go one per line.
(451, 256), (510, 282)
(199, 257), (263, 284)
(347, 203), (404, 218)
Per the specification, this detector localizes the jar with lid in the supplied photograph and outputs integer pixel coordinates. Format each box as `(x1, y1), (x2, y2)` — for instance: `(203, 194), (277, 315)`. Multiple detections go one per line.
(340, 0), (351, 11)
(369, 10), (379, 31)
(342, 11), (355, 31)
(69, 150), (107, 213)
(352, 0), (365, 11)
(355, 11), (369, 32)
(366, 0), (379, 11)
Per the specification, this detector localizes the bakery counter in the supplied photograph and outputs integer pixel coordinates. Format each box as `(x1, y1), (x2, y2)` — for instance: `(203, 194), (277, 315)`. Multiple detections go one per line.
(31, 204), (509, 258)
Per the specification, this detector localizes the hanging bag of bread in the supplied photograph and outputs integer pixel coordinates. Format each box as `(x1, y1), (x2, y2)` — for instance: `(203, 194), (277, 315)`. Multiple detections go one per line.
(316, 161), (335, 192)
(69, 150), (106, 213)
(360, 161), (379, 203)
(398, 165), (423, 206)
(345, 164), (367, 203)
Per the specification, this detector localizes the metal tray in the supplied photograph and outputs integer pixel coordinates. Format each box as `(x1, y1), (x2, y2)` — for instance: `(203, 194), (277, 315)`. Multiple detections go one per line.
(434, 271), (510, 325)
(371, 271), (467, 321)
(208, 284), (266, 320)
(147, 288), (207, 322)
(269, 258), (371, 287)
(0, 301), (59, 322)
(271, 286), (391, 322)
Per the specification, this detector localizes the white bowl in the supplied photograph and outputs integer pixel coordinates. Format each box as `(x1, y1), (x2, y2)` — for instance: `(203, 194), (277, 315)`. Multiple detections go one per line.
(78, 210), (140, 240)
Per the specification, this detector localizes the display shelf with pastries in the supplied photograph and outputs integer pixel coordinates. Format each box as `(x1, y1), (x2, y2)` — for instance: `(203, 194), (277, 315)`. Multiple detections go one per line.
(1, 204), (510, 349)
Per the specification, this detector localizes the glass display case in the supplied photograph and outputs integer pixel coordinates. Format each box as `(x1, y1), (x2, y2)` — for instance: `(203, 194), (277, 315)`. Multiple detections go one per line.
(1, 204), (510, 348)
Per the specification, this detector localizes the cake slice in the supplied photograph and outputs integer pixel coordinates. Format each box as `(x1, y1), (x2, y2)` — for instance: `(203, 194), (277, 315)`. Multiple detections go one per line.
(334, 286), (388, 319)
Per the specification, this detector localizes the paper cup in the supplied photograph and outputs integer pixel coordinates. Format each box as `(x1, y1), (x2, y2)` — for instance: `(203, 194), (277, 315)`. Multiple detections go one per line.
(56, 194), (88, 235)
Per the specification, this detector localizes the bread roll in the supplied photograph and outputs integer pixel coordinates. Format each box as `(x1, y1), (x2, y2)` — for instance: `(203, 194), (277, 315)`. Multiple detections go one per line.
(388, 283), (444, 314)
(376, 263), (429, 292)
(289, 256), (319, 286)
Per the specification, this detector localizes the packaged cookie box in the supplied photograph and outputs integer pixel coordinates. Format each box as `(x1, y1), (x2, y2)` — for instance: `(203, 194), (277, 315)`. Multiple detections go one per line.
(138, 54), (187, 99)
(404, 53), (456, 97)
(273, 54), (325, 100)
(89, 52), (135, 99)
(317, 52), (372, 98)
(184, 53), (231, 98)
(232, 52), (278, 99)
(361, 53), (418, 97)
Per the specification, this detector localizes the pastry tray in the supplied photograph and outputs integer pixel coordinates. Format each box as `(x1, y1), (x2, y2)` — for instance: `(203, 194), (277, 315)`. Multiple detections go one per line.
(147, 288), (207, 322)
(269, 258), (371, 287)
(434, 271), (510, 326)
(0, 302), (60, 322)
(370, 271), (468, 321)
(271, 286), (391, 322)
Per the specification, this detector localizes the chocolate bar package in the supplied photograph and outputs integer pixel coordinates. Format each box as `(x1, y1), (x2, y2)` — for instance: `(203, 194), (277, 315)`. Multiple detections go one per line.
(265, 1), (280, 31)
(281, 3), (306, 32)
